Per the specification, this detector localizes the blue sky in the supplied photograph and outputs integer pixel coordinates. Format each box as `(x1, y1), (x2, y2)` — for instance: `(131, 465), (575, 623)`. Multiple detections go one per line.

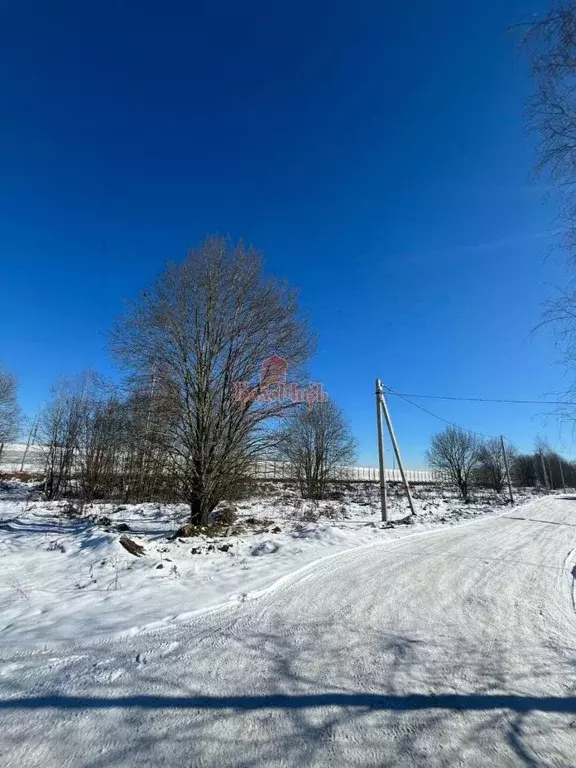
(1, 0), (571, 466)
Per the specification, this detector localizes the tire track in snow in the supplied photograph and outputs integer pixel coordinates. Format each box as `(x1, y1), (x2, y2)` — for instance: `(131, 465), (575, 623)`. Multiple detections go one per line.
(2, 497), (576, 766)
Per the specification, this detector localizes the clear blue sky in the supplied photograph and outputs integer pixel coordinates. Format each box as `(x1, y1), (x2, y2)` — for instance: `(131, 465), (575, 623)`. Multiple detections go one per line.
(1, 0), (571, 466)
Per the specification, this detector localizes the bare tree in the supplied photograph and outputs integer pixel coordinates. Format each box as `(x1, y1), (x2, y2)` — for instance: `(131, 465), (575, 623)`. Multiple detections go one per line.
(276, 400), (356, 499)
(109, 381), (179, 504)
(525, 3), (576, 249)
(426, 426), (482, 501)
(111, 236), (315, 524)
(531, 436), (574, 489)
(75, 382), (126, 502)
(0, 366), (21, 462)
(511, 439), (574, 489)
(39, 372), (175, 504)
(476, 437), (516, 492)
(40, 376), (90, 500)
(524, 4), (576, 412)
(512, 453), (538, 487)
(117, 384), (174, 503)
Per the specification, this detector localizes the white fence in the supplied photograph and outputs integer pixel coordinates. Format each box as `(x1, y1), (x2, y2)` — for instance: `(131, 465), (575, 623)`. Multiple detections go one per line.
(250, 460), (440, 483)
(0, 444), (44, 473)
(0, 444), (441, 484)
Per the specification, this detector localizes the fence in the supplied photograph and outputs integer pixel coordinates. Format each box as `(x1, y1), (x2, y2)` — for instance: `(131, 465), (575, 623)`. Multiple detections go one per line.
(248, 461), (441, 483)
(1, 444), (443, 484)
(0, 444), (44, 473)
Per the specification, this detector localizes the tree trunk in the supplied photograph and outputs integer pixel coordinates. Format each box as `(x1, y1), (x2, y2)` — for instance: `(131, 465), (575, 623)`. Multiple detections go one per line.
(189, 493), (216, 526)
(189, 497), (203, 525)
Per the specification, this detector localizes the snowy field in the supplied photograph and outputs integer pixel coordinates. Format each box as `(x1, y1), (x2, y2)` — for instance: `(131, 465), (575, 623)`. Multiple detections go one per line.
(1, 483), (576, 766)
(0, 479), (540, 649)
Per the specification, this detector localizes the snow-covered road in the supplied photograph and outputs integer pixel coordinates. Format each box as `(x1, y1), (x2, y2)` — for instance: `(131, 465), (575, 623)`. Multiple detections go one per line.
(2, 495), (576, 767)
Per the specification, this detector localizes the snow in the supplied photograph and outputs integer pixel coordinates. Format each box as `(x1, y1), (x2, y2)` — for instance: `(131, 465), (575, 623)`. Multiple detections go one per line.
(0, 481), (532, 649)
(2, 481), (576, 766)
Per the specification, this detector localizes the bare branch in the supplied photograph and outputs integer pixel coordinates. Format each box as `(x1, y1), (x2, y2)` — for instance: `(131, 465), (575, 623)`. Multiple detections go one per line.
(110, 236), (315, 523)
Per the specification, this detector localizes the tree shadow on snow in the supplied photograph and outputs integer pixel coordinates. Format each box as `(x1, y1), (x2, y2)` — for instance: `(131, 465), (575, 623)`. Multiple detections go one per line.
(1, 690), (576, 713)
(1, 624), (576, 768)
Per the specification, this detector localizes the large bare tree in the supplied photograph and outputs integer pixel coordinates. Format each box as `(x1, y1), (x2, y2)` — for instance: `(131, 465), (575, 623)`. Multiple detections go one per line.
(276, 400), (356, 499)
(426, 426), (482, 502)
(0, 366), (21, 462)
(525, 3), (576, 410)
(111, 236), (315, 524)
(525, 2), (576, 246)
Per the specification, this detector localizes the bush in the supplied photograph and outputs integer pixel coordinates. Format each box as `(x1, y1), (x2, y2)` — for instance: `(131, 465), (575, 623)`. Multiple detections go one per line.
(215, 506), (238, 526)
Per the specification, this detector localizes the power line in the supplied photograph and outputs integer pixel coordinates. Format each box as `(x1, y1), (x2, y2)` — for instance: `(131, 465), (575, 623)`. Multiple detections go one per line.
(384, 391), (574, 407)
(385, 386), (565, 455)
(385, 387), (500, 440)
(384, 386), (571, 458)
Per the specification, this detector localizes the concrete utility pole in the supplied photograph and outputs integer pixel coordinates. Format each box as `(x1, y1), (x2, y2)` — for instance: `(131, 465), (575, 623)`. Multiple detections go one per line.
(500, 435), (514, 506)
(20, 406), (42, 473)
(540, 451), (550, 492)
(558, 456), (566, 492)
(375, 379), (388, 523)
(546, 455), (554, 490)
(380, 388), (416, 516)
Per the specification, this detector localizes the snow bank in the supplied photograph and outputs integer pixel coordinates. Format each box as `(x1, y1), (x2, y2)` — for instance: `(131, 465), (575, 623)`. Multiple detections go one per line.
(0, 481), (543, 649)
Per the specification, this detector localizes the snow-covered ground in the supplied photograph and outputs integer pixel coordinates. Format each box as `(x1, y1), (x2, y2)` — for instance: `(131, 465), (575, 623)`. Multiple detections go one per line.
(1, 487), (576, 766)
(0, 480), (540, 649)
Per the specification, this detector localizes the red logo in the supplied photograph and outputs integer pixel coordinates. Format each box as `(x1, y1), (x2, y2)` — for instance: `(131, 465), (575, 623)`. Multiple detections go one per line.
(234, 356), (327, 409)
(260, 355), (289, 387)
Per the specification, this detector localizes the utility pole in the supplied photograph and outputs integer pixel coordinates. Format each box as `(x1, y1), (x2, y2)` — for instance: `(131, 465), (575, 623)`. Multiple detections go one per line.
(375, 379), (388, 523)
(380, 387), (416, 516)
(500, 435), (514, 505)
(558, 457), (566, 492)
(20, 406), (42, 473)
(539, 451), (550, 492)
(546, 454), (554, 490)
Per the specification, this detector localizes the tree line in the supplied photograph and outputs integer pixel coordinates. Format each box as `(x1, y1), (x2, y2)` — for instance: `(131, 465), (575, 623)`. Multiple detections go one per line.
(2, 236), (574, 521)
(427, 425), (574, 501)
